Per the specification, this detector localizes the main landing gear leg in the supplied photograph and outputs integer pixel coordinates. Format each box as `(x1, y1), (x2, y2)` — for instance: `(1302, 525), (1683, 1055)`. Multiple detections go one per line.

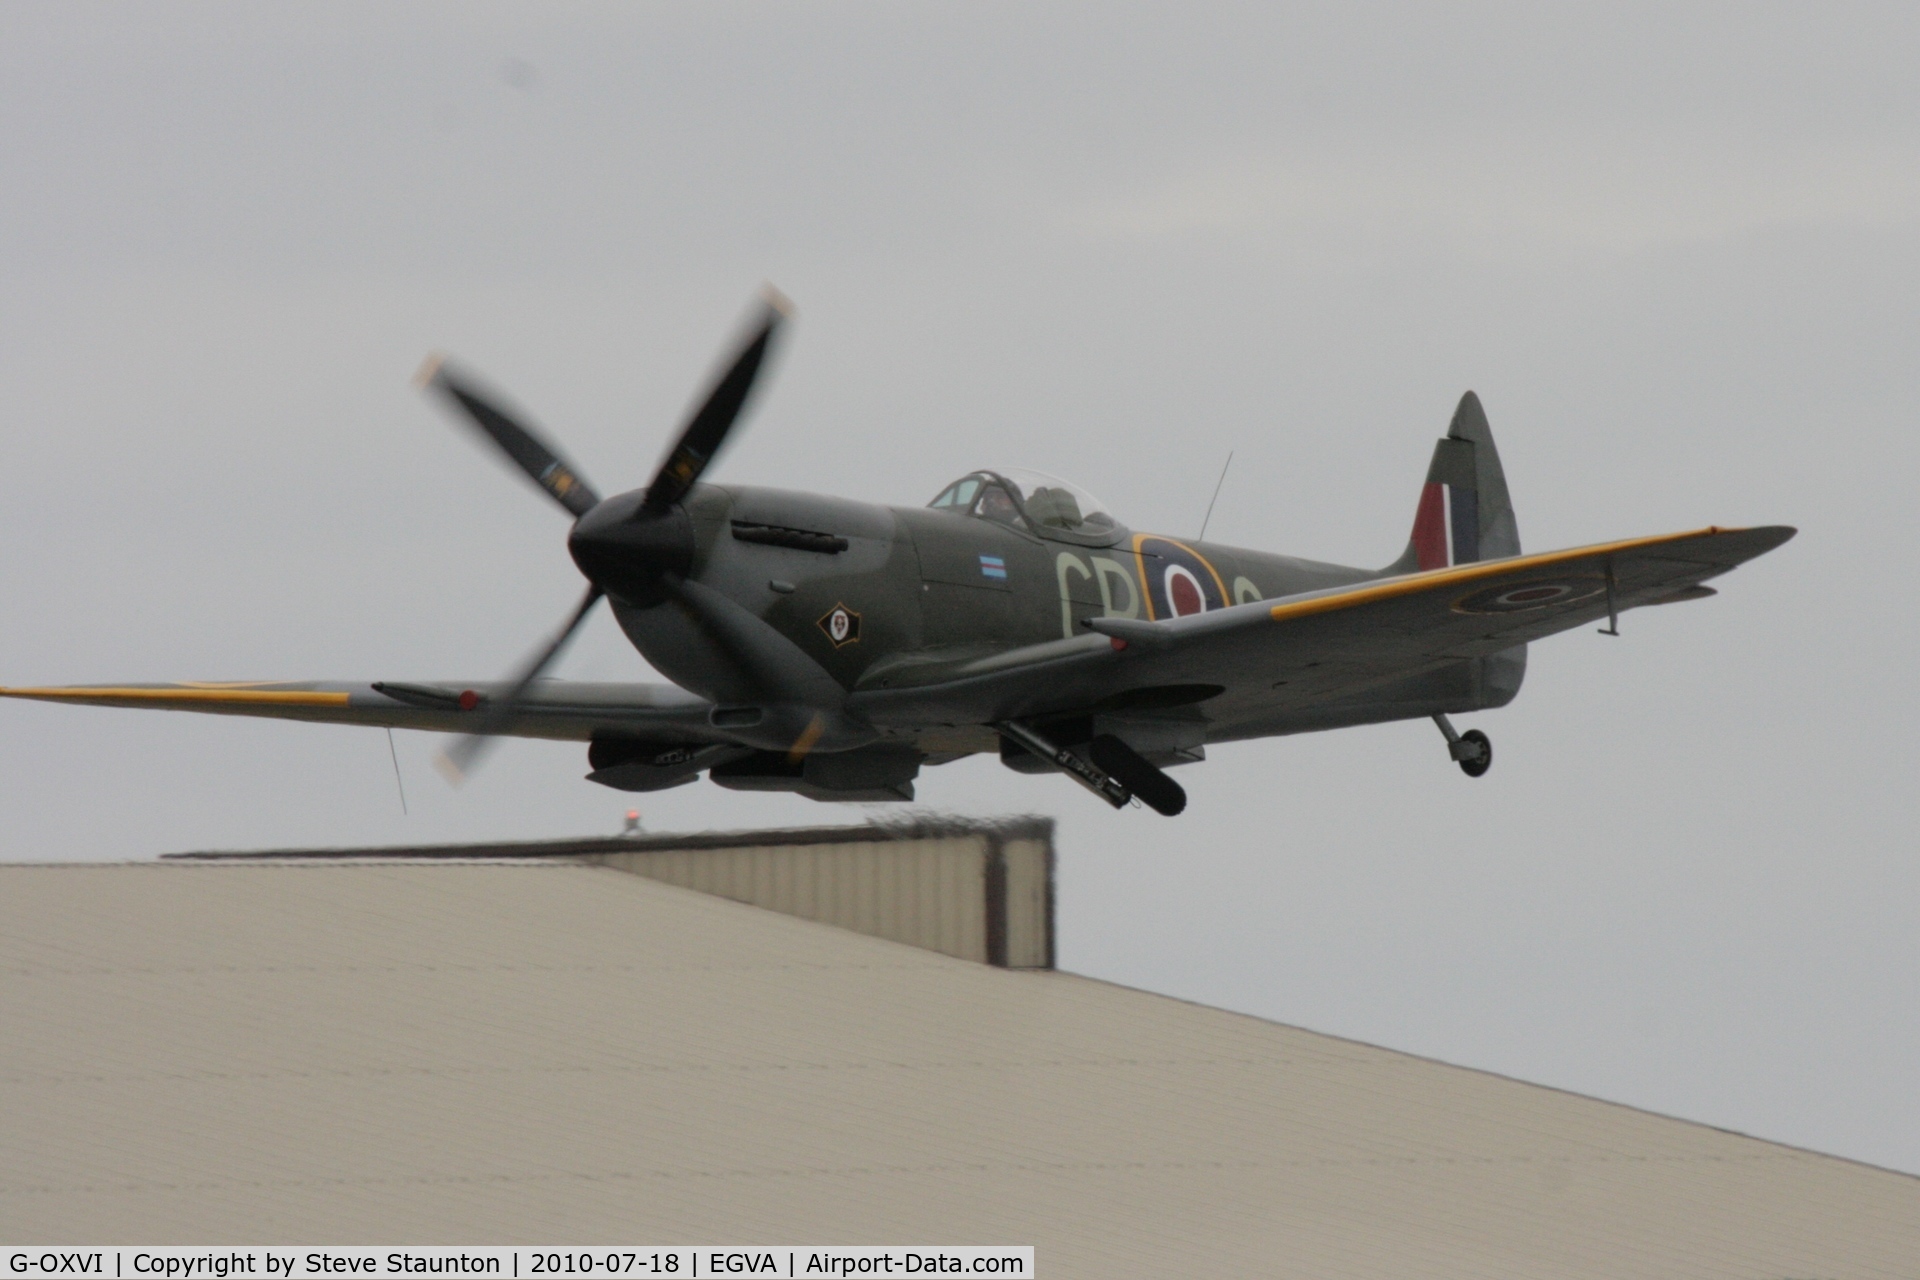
(1433, 713), (1492, 778)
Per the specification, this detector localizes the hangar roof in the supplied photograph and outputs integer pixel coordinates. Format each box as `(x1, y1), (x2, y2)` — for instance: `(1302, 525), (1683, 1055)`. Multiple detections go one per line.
(3, 859), (1916, 1276)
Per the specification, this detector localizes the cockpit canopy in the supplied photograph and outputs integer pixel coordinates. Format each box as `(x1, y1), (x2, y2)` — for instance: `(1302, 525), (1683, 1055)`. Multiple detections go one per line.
(927, 468), (1122, 545)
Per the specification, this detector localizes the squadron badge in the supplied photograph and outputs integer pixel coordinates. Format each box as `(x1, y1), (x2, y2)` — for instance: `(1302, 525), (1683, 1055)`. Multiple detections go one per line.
(817, 603), (862, 647)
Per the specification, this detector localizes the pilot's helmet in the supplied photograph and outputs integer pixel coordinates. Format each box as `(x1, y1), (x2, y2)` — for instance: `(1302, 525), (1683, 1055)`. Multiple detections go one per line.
(977, 484), (1020, 523)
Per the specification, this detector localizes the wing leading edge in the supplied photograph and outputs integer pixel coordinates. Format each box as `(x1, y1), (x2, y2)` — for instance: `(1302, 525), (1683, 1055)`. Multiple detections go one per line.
(5, 526), (1795, 756)
(0, 680), (716, 744)
(1127, 523), (1794, 707)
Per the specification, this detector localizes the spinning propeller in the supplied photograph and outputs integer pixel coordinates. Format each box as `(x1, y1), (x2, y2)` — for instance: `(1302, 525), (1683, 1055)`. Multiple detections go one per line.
(419, 288), (794, 782)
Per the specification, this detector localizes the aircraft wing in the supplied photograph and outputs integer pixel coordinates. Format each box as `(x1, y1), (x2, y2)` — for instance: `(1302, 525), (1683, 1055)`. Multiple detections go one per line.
(851, 525), (1797, 727)
(0, 679), (718, 744)
(6, 527), (1795, 753)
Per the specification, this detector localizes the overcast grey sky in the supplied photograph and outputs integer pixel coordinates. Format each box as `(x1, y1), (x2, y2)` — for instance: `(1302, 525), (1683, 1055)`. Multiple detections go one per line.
(3, 3), (1918, 1173)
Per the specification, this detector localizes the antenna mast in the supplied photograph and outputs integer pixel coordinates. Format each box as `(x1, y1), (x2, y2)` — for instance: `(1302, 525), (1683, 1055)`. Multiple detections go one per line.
(1197, 451), (1234, 541)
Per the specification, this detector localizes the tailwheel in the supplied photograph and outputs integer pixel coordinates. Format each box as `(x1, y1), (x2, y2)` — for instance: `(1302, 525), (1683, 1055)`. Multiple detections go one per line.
(1455, 729), (1492, 778)
(1432, 714), (1492, 778)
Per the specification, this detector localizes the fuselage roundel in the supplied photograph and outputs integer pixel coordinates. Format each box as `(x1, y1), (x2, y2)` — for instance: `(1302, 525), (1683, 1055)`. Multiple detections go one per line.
(1133, 535), (1230, 619)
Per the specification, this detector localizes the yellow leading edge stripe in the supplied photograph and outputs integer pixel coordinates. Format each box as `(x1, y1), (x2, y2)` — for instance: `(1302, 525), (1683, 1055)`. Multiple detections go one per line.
(0, 687), (352, 706)
(0, 527), (1742, 704)
(1268, 527), (1727, 623)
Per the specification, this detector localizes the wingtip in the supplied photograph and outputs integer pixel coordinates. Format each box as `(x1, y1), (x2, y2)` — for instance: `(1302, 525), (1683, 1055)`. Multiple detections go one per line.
(413, 352), (449, 390)
(759, 283), (795, 319)
(431, 750), (469, 787)
(1710, 523), (1798, 552)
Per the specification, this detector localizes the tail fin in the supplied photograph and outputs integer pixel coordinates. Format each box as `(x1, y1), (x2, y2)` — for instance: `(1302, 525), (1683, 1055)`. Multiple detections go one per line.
(1386, 391), (1520, 574)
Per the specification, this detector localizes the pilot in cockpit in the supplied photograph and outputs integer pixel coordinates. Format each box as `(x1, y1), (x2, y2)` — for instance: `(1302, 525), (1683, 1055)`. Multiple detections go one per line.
(928, 469), (1118, 542)
(976, 482), (1021, 526)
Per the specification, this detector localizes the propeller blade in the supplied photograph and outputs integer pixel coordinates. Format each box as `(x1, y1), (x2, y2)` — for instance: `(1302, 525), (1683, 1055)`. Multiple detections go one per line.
(417, 355), (602, 518)
(664, 577), (847, 709)
(641, 288), (791, 514)
(435, 585), (605, 784)
(661, 577), (877, 757)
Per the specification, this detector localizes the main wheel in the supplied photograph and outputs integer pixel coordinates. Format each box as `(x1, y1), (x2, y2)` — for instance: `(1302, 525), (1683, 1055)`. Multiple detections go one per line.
(1457, 728), (1492, 778)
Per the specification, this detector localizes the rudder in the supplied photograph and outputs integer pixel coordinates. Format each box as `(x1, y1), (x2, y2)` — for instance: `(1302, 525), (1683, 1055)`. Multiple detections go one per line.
(1387, 391), (1520, 573)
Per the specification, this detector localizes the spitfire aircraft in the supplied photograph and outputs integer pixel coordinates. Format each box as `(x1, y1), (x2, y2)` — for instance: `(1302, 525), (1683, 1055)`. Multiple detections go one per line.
(0, 292), (1793, 815)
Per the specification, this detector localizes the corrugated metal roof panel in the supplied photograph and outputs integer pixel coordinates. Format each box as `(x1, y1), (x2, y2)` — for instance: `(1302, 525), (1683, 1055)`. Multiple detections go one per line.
(165, 820), (1057, 969)
(2, 861), (1916, 1276)
(586, 835), (1000, 964)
